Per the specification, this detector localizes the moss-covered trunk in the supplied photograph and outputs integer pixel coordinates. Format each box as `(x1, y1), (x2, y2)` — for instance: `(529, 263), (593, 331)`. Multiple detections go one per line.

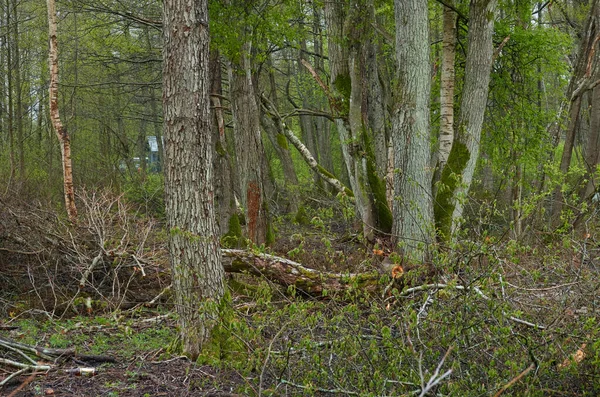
(434, 0), (497, 240)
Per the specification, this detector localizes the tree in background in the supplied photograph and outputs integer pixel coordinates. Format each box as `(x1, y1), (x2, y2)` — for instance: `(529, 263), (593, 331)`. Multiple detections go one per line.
(47, 0), (77, 223)
(162, 0), (224, 359)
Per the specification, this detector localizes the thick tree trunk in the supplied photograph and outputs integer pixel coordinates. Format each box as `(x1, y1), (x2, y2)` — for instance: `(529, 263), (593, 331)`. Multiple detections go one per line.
(392, 0), (435, 259)
(228, 45), (270, 245)
(47, 0), (77, 223)
(434, 0), (497, 239)
(162, 0), (225, 360)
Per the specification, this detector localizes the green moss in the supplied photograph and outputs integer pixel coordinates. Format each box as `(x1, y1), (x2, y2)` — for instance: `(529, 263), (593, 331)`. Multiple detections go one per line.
(434, 141), (470, 240)
(294, 205), (310, 225)
(221, 213), (244, 248)
(362, 128), (393, 233)
(333, 73), (351, 101)
(215, 140), (227, 156)
(276, 133), (289, 150)
(316, 165), (354, 197)
(265, 220), (275, 245)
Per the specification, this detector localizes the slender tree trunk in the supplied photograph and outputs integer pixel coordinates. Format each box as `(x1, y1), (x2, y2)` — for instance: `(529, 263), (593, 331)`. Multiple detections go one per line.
(47, 0), (77, 223)
(11, 0), (24, 180)
(6, 0), (15, 181)
(265, 55), (299, 198)
(438, 3), (457, 171)
(162, 0), (224, 360)
(392, 0), (435, 259)
(434, 0), (497, 239)
(298, 39), (320, 186)
(312, 4), (334, 180)
(209, 50), (235, 234)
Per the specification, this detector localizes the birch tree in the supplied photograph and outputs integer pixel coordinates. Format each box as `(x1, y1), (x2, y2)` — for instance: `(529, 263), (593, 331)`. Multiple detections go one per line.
(47, 0), (77, 223)
(434, 0), (497, 239)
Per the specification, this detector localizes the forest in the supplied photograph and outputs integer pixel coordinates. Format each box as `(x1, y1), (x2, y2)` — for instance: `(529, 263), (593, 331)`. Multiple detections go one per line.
(1, 0), (600, 395)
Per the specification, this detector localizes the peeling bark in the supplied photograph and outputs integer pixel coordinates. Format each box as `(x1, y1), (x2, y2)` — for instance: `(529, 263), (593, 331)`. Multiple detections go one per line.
(47, 0), (77, 223)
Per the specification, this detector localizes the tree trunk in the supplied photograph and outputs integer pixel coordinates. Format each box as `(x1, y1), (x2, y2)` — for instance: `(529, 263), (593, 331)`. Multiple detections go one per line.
(324, 0), (392, 240)
(434, 0), (497, 239)
(47, 0), (77, 223)
(312, 3), (334, 181)
(392, 0), (435, 259)
(298, 39), (320, 186)
(438, 3), (457, 171)
(553, 0), (600, 219)
(265, 54), (299, 203)
(11, 0), (24, 181)
(581, 84), (600, 199)
(228, 44), (270, 245)
(162, 0), (225, 360)
(209, 50), (235, 234)
(6, 0), (15, 181)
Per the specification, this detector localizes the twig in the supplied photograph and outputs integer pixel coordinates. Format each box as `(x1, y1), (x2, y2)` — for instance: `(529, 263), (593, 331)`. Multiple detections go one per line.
(417, 346), (453, 397)
(279, 379), (360, 395)
(0, 358), (51, 371)
(79, 252), (104, 288)
(508, 316), (546, 329)
(259, 322), (289, 396)
(493, 363), (535, 397)
(505, 281), (579, 291)
(132, 255), (147, 277)
(146, 284), (171, 306)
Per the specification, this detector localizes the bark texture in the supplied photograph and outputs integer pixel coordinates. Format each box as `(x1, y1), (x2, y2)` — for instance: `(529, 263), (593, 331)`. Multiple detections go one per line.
(434, 0), (497, 239)
(392, 0), (435, 258)
(439, 3), (457, 168)
(163, 0), (225, 360)
(47, 0), (77, 223)
(228, 46), (269, 245)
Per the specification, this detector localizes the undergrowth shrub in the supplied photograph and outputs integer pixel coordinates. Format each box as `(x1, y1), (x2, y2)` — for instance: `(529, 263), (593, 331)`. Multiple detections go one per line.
(123, 173), (165, 218)
(203, 240), (600, 396)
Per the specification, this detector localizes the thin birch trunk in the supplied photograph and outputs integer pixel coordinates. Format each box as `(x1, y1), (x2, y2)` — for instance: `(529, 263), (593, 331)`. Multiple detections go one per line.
(47, 0), (77, 223)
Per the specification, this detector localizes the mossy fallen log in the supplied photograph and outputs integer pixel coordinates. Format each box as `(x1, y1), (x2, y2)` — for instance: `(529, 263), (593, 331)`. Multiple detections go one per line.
(221, 249), (382, 297)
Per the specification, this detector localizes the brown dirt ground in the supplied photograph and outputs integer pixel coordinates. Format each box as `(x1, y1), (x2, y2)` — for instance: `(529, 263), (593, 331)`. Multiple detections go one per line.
(3, 359), (249, 397)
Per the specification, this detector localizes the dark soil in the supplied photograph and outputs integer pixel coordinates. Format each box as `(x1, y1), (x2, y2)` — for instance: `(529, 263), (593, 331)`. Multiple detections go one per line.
(4, 358), (248, 397)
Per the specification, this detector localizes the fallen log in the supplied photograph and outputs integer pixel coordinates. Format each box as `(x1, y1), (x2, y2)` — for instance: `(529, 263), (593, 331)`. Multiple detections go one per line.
(221, 249), (382, 296)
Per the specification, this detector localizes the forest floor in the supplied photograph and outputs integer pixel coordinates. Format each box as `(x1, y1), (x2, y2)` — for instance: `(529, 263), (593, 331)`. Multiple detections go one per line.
(2, 193), (600, 396)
